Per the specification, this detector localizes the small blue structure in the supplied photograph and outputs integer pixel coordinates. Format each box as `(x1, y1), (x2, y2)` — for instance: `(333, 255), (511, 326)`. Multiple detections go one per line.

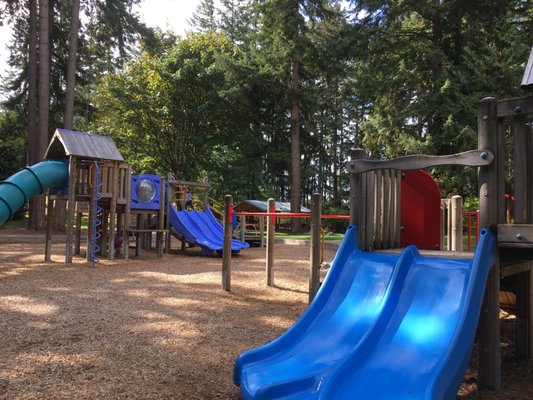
(130, 174), (163, 210)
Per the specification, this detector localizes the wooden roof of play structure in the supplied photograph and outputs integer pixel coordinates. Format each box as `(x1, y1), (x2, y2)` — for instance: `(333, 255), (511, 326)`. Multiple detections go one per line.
(235, 200), (311, 213)
(45, 129), (124, 161)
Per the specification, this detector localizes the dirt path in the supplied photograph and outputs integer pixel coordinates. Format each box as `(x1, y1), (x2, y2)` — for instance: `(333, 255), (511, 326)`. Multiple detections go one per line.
(0, 240), (531, 399)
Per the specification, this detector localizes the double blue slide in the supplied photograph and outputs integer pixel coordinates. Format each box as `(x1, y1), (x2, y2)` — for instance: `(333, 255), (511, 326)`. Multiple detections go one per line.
(0, 161), (69, 226)
(169, 205), (249, 255)
(234, 225), (496, 399)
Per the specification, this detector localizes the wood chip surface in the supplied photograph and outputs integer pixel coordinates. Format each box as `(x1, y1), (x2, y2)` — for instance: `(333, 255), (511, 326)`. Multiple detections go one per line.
(0, 237), (531, 399)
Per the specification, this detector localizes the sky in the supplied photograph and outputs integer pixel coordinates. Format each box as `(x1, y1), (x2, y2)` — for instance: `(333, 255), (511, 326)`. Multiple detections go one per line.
(0, 0), (205, 78)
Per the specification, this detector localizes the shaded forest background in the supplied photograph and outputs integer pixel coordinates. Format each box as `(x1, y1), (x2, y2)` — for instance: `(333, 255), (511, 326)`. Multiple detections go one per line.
(0, 0), (532, 229)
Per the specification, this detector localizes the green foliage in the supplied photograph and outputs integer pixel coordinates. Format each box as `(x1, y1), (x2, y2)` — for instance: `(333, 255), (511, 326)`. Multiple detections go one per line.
(0, 109), (26, 180)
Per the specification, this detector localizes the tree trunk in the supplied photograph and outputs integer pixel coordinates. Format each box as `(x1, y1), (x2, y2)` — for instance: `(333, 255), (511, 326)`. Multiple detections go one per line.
(51, 0), (80, 232)
(289, 52), (302, 232)
(29, 0), (51, 230)
(27, 0), (41, 229)
(63, 0), (80, 130)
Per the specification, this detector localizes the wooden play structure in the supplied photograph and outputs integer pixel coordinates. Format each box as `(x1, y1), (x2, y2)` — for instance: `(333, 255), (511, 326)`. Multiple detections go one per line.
(346, 92), (533, 389)
(44, 129), (131, 264)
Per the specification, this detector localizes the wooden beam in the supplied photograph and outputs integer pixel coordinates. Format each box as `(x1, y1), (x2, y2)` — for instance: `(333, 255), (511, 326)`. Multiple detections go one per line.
(496, 96), (533, 117)
(498, 224), (533, 247)
(501, 260), (532, 278)
(477, 96), (501, 390)
(345, 150), (493, 174)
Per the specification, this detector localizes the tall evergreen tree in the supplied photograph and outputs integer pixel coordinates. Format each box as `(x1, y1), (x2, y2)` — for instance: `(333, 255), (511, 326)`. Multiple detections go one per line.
(189, 0), (218, 33)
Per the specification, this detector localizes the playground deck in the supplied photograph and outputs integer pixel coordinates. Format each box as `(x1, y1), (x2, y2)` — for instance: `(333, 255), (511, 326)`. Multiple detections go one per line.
(0, 238), (531, 399)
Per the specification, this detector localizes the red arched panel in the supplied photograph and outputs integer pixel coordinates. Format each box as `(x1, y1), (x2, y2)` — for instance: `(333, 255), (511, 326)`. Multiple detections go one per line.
(400, 170), (441, 250)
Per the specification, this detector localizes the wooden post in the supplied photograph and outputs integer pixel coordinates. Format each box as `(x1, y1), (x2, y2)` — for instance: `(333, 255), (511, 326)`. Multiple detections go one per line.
(394, 170), (402, 248)
(124, 166), (131, 260)
(440, 200), (446, 251)
(526, 126), (533, 360)
(222, 194), (233, 291)
(309, 193), (321, 303)
(364, 171), (375, 249)
(349, 149), (366, 248)
(75, 206), (82, 256)
(477, 96), (501, 390)
(266, 198), (275, 286)
(65, 156), (77, 263)
(165, 176), (173, 252)
(101, 210), (108, 257)
(108, 161), (119, 260)
(450, 195), (463, 251)
(374, 170), (383, 250)
(259, 216), (265, 247)
(44, 195), (54, 261)
(382, 170), (391, 249)
(513, 115), (531, 359)
(156, 178), (166, 257)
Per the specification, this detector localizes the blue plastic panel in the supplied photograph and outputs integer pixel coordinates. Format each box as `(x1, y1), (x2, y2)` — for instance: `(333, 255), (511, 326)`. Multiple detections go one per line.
(130, 174), (162, 210)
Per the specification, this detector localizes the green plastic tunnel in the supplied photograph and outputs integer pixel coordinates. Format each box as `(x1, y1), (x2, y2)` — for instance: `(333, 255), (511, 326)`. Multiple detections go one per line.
(0, 161), (69, 226)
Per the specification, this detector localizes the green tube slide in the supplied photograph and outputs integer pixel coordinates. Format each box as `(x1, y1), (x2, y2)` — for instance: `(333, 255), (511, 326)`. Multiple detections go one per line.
(0, 160), (69, 226)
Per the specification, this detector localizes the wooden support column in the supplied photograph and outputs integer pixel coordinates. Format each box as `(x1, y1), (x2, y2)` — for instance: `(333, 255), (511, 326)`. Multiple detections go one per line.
(101, 210), (108, 257)
(513, 115), (531, 359)
(259, 216), (265, 247)
(65, 156), (77, 263)
(124, 166), (131, 260)
(222, 194), (233, 291)
(44, 195), (54, 261)
(266, 198), (275, 286)
(450, 195), (463, 251)
(349, 149), (366, 248)
(393, 170), (402, 248)
(477, 96), (501, 390)
(75, 207), (82, 255)
(157, 178), (166, 257)
(165, 176), (173, 252)
(526, 125), (533, 360)
(364, 171), (375, 249)
(309, 193), (321, 303)
(108, 161), (119, 260)
(87, 164), (97, 264)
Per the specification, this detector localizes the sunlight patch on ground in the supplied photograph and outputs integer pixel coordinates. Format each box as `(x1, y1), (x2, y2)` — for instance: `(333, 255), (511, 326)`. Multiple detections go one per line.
(0, 295), (59, 316)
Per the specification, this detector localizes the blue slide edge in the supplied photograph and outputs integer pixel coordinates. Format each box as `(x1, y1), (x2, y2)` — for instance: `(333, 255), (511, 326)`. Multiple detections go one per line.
(0, 160), (69, 225)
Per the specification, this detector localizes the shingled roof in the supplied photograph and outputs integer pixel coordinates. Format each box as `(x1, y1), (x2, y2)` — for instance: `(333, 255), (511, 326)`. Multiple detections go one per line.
(45, 129), (124, 162)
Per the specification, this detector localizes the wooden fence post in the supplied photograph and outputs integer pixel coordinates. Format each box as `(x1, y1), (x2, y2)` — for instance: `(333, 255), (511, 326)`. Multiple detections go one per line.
(350, 149), (366, 248)
(450, 195), (463, 251)
(266, 198), (275, 286)
(309, 193), (321, 303)
(222, 194), (233, 291)
(477, 96), (501, 390)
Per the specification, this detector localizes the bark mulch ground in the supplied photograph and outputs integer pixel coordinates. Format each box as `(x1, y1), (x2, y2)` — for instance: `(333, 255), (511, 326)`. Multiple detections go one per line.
(0, 237), (531, 399)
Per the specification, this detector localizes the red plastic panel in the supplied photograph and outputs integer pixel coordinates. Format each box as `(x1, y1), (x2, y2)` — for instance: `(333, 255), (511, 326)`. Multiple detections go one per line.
(400, 170), (441, 250)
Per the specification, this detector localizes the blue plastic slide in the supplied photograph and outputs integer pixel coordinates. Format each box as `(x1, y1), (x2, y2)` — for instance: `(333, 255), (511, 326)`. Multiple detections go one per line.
(234, 225), (496, 400)
(168, 205), (249, 255)
(0, 161), (69, 226)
